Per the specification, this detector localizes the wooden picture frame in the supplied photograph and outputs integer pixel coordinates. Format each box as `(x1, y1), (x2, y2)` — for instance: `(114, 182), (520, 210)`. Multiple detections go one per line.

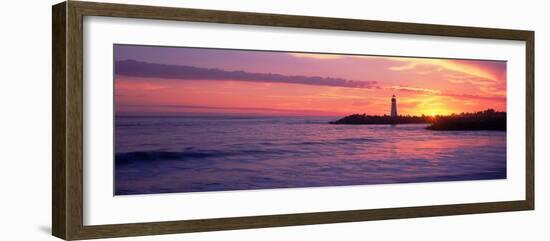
(52, 1), (534, 240)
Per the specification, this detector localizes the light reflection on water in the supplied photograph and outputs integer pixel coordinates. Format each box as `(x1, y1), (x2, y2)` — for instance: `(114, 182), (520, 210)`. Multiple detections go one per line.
(114, 116), (506, 195)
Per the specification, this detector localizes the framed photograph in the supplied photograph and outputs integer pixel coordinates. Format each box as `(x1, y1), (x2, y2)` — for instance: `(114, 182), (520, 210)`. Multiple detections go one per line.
(52, 1), (534, 240)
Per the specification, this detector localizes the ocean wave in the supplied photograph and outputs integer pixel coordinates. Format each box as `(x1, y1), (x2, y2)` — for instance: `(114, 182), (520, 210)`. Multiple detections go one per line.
(337, 137), (381, 143)
(115, 148), (288, 164)
(296, 141), (328, 145)
(115, 150), (224, 164)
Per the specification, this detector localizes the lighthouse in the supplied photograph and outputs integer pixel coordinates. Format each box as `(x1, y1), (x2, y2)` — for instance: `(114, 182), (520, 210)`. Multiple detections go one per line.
(391, 95), (398, 118)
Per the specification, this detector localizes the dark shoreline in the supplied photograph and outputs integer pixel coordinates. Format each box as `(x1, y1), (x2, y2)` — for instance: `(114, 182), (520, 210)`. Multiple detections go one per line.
(330, 109), (506, 131)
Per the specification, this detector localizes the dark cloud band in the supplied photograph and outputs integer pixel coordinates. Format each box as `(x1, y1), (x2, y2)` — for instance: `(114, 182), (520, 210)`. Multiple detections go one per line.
(116, 60), (378, 89)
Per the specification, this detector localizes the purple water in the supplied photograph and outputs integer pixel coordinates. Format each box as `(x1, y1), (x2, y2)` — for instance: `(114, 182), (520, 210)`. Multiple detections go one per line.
(114, 116), (506, 195)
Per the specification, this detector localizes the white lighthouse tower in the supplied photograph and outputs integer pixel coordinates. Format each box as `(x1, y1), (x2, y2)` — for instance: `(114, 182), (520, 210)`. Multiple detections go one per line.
(391, 95), (398, 118)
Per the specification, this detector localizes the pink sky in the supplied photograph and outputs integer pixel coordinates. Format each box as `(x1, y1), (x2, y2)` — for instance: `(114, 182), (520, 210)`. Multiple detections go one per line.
(114, 45), (506, 117)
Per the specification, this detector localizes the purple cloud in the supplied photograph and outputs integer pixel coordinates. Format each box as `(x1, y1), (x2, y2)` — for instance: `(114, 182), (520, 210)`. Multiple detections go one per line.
(115, 60), (378, 89)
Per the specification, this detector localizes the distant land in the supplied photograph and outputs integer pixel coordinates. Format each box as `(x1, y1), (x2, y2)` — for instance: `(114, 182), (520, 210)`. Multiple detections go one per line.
(330, 109), (506, 131)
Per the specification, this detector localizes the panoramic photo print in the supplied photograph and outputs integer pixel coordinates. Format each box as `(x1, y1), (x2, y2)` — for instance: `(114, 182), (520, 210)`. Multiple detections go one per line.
(113, 44), (507, 195)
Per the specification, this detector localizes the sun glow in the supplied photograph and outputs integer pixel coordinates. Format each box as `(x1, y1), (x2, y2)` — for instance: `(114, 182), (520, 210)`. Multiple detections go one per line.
(115, 45), (506, 117)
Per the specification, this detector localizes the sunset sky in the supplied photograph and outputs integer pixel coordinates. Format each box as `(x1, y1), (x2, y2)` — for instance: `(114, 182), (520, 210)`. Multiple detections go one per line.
(114, 44), (506, 117)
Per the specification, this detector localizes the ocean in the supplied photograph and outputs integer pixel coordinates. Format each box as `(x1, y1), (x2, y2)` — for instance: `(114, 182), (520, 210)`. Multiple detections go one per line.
(114, 115), (506, 195)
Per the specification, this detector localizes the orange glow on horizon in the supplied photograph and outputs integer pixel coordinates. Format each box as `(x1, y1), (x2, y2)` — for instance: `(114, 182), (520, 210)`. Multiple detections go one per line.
(115, 48), (506, 117)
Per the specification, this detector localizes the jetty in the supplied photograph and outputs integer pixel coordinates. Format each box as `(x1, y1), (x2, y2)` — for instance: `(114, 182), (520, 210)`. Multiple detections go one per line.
(329, 95), (506, 131)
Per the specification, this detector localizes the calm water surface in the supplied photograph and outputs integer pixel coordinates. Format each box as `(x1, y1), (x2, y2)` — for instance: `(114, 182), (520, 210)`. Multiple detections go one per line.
(114, 116), (506, 195)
